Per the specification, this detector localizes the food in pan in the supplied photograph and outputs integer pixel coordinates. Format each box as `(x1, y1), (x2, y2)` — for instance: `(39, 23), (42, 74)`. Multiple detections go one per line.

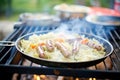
(54, 3), (90, 18)
(20, 32), (106, 62)
(54, 3), (90, 13)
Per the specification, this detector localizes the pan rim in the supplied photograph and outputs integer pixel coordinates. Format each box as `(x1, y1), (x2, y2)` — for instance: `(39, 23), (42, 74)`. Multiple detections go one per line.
(85, 15), (120, 26)
(15, 31), (113, 64)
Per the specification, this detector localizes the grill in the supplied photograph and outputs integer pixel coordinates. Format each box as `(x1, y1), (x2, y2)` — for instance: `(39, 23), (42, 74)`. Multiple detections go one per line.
(0, 19), (120, 80)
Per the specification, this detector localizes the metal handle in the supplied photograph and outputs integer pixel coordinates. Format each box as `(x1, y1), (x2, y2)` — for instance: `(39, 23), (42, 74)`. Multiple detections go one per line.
(0, 41), (15, 46)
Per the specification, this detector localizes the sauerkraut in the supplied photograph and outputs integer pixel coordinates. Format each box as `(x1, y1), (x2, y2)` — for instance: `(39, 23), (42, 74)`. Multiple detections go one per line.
(20, 32), (106, 62)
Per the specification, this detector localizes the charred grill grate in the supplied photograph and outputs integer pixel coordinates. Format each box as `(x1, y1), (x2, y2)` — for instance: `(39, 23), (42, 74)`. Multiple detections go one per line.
(0, 20), (120, 79)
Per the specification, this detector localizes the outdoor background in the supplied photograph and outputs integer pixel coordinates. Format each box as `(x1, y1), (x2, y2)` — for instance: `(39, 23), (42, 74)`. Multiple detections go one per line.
(0, 0), (111, 21)
(0, 0), (112, 40)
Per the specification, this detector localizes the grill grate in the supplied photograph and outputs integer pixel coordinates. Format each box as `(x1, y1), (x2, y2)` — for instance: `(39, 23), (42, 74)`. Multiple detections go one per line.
(0, 20), (120, 79)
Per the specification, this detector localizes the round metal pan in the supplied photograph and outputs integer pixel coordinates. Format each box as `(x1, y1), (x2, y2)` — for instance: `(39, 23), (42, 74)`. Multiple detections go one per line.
(0, 31), (113, 68)
(54, 3), (91, 19)
(85, 15), (120, 26)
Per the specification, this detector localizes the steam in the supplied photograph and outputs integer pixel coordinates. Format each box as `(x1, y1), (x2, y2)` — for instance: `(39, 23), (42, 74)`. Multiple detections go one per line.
(53, 18), (115, 38)
(54, 19), (86, 34)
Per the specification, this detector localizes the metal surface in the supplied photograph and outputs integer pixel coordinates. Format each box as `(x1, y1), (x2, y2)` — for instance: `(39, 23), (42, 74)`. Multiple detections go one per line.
(14, 31), (113, 68)
(85, 15), (120, 26)
(0, 20), (120, 79)
(0, 41), (15, 46)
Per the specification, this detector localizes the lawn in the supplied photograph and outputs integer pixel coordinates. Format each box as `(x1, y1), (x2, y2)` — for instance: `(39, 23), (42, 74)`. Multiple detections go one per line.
(0, 0), (74, 21)
(0, 0), (110, 21)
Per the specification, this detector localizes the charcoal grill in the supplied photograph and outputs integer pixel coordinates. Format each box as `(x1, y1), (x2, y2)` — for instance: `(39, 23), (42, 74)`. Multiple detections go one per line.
(0, 19), (120, 80)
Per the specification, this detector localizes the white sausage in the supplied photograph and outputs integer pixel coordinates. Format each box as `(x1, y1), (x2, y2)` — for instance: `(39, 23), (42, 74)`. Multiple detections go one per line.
(87, 42), (102, 51)
(72, 40), (80, 54)
(37, 46), (45, 58)
(46, 40), (54, 52)
(55, 42), (71, 58)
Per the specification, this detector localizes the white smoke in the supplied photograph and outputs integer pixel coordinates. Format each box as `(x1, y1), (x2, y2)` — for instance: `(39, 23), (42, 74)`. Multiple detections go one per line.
(53, 18), (115, 38)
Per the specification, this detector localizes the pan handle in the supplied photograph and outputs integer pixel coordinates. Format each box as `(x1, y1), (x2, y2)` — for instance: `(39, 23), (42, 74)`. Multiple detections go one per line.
(0, 41), (15, 46)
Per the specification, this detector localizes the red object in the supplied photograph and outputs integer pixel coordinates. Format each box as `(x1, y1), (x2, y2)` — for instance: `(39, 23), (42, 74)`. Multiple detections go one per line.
(114, 0), (120, 12)
(89, 7), (120, 16)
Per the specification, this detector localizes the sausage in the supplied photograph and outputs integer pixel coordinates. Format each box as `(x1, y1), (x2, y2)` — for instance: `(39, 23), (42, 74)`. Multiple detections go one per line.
(46, 40), (54, 52)
(86, 41), (102, 51)
(72, 40), (80, 54)
(94, 44), (102, 51)
(37, 46), (45, 58)
(67, 37), (82, 44)
(55, 42), (71, 58)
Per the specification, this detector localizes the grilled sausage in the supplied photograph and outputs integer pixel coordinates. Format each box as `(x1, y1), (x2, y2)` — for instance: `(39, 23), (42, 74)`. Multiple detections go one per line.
(46, 40), (54, 52)
(86, 41), (102, 51)
(94, 44), (102, 51)
(37, 46), (45, 58)
(55, 42), (71, 58)
(67, 37), (82, 44)
(72, 40), (80, 54)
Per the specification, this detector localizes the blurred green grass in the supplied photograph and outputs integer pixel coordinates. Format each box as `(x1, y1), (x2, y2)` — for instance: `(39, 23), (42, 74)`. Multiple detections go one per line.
(12, 0), (74, 12)
(0, 0), (110, 21)
(0, 0), (74, 21)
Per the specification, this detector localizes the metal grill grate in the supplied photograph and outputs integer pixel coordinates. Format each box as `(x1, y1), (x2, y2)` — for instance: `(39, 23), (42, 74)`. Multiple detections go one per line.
(0, 20), (120, 79)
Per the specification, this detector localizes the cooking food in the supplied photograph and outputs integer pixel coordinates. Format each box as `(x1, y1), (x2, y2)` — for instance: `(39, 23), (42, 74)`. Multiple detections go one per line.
(20, 32), (106, 62)
(54, 3), (90, 13)
(54, 3), (90, 19)
(19, 13), (60, 26)
(19, 13), (53, 21)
